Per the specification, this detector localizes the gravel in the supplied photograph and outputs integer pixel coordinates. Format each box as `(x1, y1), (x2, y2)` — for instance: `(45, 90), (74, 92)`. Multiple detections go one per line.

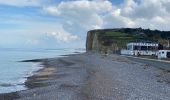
(8, 53), (170, 100)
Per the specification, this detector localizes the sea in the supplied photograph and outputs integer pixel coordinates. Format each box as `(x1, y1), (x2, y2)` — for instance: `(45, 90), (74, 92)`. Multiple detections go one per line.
(0, 48), (85, 93)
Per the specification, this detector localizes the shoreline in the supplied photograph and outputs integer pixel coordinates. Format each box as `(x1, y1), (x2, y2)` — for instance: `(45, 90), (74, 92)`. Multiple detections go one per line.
(0, 53), (170, 100)
(0, 58), (48, 100)
(0, 53), (87, 100)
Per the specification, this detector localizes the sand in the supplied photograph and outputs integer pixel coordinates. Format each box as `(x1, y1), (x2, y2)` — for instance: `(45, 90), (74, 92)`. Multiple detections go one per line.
(0, 53), (170, 100)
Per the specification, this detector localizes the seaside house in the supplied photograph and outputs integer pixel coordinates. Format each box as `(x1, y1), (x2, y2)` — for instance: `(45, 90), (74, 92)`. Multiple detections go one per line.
(121, 40), (159, 56)
(158, 50), (170, 59)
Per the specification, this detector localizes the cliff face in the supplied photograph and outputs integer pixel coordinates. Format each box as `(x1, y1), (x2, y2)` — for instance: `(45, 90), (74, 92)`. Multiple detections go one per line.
(86, 29), (118, 53)
(86, 30), (100, 52)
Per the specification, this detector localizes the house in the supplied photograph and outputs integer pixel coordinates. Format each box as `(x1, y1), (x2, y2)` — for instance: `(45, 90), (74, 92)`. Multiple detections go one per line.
(121, 40), (159, 56)
(158, 50), (170, 59)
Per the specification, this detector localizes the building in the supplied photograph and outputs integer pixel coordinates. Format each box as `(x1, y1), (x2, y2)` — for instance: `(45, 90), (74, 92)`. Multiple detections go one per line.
(158, 50), (170, 59)
(121, 40), (159, 56)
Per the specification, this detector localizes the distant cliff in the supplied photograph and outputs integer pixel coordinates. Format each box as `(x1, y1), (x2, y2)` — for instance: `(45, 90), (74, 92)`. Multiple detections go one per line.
(86, 28), (170, 53)
(86, 29), (121, 53)
(86, 30), (100, 52)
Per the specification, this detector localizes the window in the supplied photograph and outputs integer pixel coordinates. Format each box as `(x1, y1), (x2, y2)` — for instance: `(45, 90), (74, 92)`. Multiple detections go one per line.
(141, 46), (147, 50)
(127, 45), (133, 50)
(162, 51), (164, 54)
(134, 46), (141, 50)
(167, 52), (170, 58)
(148, 46), (155, 50)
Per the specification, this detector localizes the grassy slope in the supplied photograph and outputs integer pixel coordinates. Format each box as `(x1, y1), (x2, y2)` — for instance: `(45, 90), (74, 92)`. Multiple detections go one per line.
(99, 31), (136, 48)
(89, 28), (170, 51)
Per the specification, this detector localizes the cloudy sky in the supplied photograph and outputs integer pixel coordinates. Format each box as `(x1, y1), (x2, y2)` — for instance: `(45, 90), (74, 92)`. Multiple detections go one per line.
(0, 0), (170, 49)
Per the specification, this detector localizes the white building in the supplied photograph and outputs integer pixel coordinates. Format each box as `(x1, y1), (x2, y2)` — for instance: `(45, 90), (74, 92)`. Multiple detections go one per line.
(158, 50), (170, 59)
(121, 40), (159, 56)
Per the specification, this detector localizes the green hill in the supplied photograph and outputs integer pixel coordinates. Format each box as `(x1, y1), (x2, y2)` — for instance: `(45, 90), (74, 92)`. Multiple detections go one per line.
(86, 28), (170, 53)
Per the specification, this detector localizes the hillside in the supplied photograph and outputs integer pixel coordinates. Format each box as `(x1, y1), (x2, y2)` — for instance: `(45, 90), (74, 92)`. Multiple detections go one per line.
(86, 28), (170, 53)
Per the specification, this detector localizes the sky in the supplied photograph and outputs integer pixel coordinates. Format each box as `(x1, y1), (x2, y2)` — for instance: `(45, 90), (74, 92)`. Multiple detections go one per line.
(0, 0), (170, 49)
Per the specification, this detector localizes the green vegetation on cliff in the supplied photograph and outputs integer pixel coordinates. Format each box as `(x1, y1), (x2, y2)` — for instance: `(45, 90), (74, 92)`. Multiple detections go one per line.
(86, 28), (170, 53)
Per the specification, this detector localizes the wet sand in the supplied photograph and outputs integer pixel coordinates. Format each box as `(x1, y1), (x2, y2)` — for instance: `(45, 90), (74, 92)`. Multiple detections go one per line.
(0, 53), (170, 100)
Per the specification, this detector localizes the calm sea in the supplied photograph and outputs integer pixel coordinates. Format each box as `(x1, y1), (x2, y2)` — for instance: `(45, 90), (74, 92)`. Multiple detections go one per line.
(0, 48), (85, 93)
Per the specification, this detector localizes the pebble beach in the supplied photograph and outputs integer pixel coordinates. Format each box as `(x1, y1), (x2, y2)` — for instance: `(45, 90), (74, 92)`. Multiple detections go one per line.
(0, 53), (170, 100)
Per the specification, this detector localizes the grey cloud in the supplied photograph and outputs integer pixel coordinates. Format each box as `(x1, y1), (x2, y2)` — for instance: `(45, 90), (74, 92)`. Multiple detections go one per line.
(44, 0), (170, 33)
